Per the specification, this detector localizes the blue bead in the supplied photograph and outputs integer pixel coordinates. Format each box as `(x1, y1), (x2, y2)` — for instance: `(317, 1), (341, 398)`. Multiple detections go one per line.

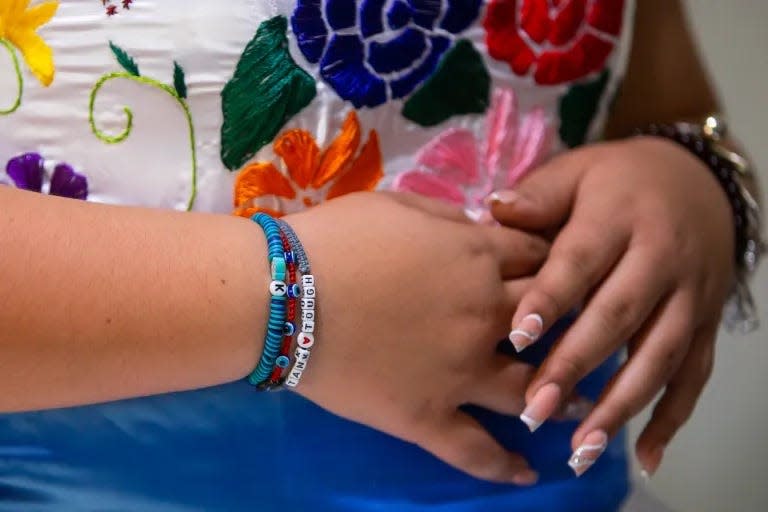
(276, 356), (290, 369)
(283, 322), (295, 336)
(271, 257), (287, 281)
(284, 251), (295, 264)
(287, 284), (302, 298)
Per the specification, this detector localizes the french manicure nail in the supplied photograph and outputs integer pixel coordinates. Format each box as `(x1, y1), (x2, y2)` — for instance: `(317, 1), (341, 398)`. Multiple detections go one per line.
(508, 313), (544, 352)
(512, 469), (539, 486)
(484, 190), (519, 205)
(568, 430), (608, 477)
(520, 382), (562, 433)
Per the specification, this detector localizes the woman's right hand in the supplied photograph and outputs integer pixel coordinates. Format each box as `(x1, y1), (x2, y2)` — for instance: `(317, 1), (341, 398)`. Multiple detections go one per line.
(285, 192), (549, 485)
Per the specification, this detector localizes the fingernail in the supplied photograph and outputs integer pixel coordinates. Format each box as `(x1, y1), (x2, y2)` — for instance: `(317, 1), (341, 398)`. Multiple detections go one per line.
(568, 430), (608, 477)
(641, 444), (665, 479)
(508, 313), (544, 352)
(512, 469), (539, 486)
(640, 469), (651, 482)
(553, 396), (595, 422)
(484, 190), (519, 205)
(520, 382), (562, 433)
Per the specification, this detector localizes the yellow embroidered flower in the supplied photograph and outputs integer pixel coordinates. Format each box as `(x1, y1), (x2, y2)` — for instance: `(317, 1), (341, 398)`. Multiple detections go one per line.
(0, 0), (59, 86)
(234, 111), (384, 218)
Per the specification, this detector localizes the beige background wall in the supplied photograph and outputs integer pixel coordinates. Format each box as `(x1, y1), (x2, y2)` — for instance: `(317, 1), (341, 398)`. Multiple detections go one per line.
(628, 2), (768, 511)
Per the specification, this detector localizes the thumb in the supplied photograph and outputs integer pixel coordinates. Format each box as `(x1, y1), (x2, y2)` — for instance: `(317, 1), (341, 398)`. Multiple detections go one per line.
(487, 154), (585, 231)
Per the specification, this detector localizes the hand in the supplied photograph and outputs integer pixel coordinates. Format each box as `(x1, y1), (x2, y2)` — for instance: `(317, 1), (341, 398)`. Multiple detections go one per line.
(284, 191), (549, 484)
(489, 137), (735, 476)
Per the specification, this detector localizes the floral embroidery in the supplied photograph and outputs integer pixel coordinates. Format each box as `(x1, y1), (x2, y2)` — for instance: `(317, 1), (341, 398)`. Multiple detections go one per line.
(291, 0), (482, 108)
(393, 88), (550, 221)
(402, 40), (490, 127)
(0, 0), (59, 115)
(89, 42), (198, 210)
(559, 69), (611, 147)
(4, 152), (88, 199)
(484, 0), (625, 85)
(220, 16), (316, 171)
(102, 0), (132, 16)
(233, 111), (383, 218)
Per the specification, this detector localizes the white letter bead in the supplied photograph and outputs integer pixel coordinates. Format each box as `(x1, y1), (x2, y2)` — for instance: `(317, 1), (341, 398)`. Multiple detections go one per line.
(302, 275), (315, 287)
(295, 347), (311, 362)
(300, 298), (315, 310)
(297, 332), (315, 349)
(304, 286), (316, 298)
(302, 310), (315, 322)
(285, 376), (300, 388)
(269, 280), (287, 296)
(302, 320), (315, 333)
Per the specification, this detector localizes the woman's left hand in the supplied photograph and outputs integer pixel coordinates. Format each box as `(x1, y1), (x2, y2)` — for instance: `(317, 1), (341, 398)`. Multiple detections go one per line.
(489, 137), (735, 476)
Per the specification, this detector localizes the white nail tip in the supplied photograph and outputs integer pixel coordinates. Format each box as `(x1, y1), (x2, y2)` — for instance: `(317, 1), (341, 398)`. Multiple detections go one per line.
(640, 469), (651, 482)
(526, 313), (544, 328)
(520, 413), (542, 433)
(568, 438), (608, 477)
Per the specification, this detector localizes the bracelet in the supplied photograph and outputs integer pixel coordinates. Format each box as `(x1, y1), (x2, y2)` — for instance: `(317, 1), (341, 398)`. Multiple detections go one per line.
(277, 220), (316, 388)
(258, 232), (301, 391)
(248, 213), (289, 386)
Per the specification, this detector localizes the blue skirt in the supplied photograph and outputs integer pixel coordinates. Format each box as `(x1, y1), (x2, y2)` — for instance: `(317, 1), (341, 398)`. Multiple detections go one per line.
(0, 318), (629, 511)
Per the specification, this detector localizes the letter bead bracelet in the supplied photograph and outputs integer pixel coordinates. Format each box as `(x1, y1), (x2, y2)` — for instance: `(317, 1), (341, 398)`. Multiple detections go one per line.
(248, 213), (317, 390)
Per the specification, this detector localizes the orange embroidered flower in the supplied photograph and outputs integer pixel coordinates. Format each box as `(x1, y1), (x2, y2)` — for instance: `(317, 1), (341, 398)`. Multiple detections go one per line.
(234, 111), (384, 217)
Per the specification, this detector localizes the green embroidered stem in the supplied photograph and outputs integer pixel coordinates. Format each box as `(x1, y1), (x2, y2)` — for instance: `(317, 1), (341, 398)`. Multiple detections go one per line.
(0, 38), (23, 115)
(89, 71), (198, 210)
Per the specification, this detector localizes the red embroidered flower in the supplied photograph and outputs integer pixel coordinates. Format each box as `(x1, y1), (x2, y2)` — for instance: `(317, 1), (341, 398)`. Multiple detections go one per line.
(484, 0), (625, 85)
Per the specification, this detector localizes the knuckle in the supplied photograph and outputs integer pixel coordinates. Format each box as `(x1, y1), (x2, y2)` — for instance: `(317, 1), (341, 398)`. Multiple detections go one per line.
(593, 298), (640, 334)
(526, 287), (565, 321)
(553, 243), (594, 278)
(546, 352), (589, 387)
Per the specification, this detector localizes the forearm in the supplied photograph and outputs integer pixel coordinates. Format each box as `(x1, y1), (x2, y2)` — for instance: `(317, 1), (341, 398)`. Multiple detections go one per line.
(0, 187), (268, 412)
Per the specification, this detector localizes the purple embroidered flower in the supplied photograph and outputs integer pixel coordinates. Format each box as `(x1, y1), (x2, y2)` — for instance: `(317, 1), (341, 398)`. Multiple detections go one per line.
(291, 0), (482, 108)
(5, 153), (88, 200)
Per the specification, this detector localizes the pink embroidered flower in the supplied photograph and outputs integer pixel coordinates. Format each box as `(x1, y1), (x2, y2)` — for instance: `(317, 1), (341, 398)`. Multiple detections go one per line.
(393, 87), (550, 221)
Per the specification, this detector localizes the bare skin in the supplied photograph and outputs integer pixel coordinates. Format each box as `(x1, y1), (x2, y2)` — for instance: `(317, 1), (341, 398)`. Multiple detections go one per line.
(0, 187), (547, 484)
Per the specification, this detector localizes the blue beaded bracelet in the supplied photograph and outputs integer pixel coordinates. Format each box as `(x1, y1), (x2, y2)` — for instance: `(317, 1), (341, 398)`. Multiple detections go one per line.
(248, 213), (289, 385)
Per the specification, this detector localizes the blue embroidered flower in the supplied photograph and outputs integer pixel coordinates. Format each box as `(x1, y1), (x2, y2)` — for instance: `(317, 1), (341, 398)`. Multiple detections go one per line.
(291, 0), (482, 108)
(5, 152), (88, 199)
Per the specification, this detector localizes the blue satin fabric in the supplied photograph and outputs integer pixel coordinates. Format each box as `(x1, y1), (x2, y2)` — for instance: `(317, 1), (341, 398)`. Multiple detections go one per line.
(0, 318), (628, 511)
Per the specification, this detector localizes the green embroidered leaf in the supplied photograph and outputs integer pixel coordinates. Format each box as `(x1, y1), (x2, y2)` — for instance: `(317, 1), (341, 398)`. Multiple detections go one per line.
(109, 41), (140, 76)
(402, 40), (490, 127)
(220, 15), (317, 171)
(558, 70), (611, 148)
(173, 61), (188, 99)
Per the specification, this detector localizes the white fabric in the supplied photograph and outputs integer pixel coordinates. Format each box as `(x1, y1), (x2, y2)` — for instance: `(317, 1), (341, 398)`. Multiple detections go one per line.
(0, 0), (635, 213)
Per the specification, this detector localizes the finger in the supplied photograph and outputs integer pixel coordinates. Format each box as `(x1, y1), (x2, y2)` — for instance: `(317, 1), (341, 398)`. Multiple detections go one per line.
(482, 225), (550, 278)
(570, 292), (695, 448)
(416, 410), (538, 485)
(468, 356), (535, 416)
(635, 322), (717, 477)
(503, 278), (534, 312)
(381, 191), (472, 224)
(487, 151), (588, 231)
(507, 218), (629, 352)
(519, 247), (672, 431)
